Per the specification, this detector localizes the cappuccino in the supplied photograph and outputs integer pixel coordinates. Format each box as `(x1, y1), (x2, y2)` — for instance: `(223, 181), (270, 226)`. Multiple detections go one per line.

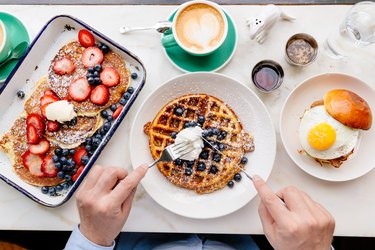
(0, 23), (4, 50)
(175, 3), (225, 53)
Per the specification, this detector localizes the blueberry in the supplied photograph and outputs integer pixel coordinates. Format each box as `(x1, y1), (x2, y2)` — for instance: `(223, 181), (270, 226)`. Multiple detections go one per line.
(67, 158), (76, 167)
(81, 155), (89, 165)
(54, 162), (61, 170)
(131, 72), (138, 80)
(103, 122), (111, 132)
(92, 138), (101, 147)
(60, 157), (67, 165)
(107, 115), (113, 122)
(197, 162), (206, 171)
(241, 157), (248, 165)
(62, 165), (70, 172)
(101, 110), (108, 119)
(94, 77), (101, 85)
(85, 145), (92, 152)
(210, 165), (218, 174)
(212, 128), (220, 135)
(174, 107), (183, 116)
(207, 140), (218, 150)
(54, 148), (62, 156)
(56, 184), (63, 192)
(48, 187), (56, 195)
(57, 171), (65, 179)
(218, 143), (227, 151)
(61, 149), (69, 156)
(213, 153), (221, 162)
(227, 180), (234, 188)
(41, 186), (49, 194)
(197, 116), (205, 124)
(199, 150), (209, 160)
(100, 44), (110, 54)
(85, 137), (92, 145)
(221, 131), (228, 138)
(174, 159), (183, 166)
(52, 155), (59, 163)
(123, 92), (131, 100)
(69, 149), (76, 156)
(63, 182), (70, 190)
(94, 133), (102, 140)
(171, 132), (177, 139)
(183, 122), (190, 128)
(86, 73), (94, 79)
(64, 175), (72, 182)
(110, 104), (117, 111)
(217, 134), (225, 141)
(188, 121), (197, 127)
(234, 173), (242, 182)
(94, 64), (102, 72)
(68, 117), (77, 126)
(127, 87), (134, 94)
(17, 90), (25, 99)
(202, 128), (213, 137)
(93, 71), (99, 77)
(70, 168), (77, 175)
(87, 67), (94, 73)
(119, 98), (127, 106)
(98, 128), (106, 136)
(87, 77), (95, 85)
(186, 160), (195, 168)
(185, 168), (193, 176)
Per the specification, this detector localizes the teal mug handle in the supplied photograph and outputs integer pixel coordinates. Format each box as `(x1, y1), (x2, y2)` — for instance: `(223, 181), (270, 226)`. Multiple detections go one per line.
(162, 34), (178, 48)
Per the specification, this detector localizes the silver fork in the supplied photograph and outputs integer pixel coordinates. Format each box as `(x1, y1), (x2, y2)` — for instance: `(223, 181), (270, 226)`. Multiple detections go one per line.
(148, 141), (193, 168)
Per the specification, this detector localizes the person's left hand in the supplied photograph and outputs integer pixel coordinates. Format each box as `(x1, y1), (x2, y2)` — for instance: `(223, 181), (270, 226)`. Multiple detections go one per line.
(76, 164), (148, 246)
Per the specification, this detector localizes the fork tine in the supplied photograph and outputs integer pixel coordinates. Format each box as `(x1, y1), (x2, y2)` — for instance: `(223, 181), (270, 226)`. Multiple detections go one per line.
(170, 141), (187, 151)
(174, 143), (193, 158)
(176, 146), (194, 159)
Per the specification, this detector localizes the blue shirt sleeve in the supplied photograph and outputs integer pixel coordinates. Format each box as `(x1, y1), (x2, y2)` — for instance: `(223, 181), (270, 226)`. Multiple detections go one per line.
(65, 225), (115, 250)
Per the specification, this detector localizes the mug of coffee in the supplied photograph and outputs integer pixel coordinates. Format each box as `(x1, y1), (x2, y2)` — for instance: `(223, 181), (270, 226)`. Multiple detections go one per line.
(162, 0), (228, 56)
(0, 20), (12, 63)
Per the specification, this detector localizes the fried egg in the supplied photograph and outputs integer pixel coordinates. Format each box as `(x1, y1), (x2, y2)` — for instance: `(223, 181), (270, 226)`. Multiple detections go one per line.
(299, 105), (359, 160)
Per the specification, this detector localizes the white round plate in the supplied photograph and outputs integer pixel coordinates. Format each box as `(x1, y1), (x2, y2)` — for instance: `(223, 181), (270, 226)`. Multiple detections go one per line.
(280, 73), (375, 182)
(130, 72), (276, 219)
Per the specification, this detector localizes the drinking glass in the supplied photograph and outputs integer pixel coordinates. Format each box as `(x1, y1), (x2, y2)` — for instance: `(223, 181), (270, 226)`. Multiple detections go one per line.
(325, 1), (375, 59)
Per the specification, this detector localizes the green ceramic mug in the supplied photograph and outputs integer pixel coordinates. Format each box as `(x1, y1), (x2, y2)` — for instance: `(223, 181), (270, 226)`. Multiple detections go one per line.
(162, 0), (228, 57)
(0, 20), (12, 63)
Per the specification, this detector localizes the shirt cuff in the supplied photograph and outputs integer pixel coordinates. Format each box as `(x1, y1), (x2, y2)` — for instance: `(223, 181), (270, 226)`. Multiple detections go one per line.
(65, 225), (115, 250)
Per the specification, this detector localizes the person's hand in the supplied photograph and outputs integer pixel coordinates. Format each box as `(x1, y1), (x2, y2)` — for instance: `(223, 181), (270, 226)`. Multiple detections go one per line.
(252, 175), (335, 250)
(75, 164), (148, 246)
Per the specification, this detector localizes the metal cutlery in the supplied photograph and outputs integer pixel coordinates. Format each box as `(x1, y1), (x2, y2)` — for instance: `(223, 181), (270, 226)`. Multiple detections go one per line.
(148, 141), (193, 168)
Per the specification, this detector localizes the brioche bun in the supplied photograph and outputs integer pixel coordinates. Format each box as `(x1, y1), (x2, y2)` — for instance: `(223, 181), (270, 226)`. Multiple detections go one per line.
(324, 89), (372, 130)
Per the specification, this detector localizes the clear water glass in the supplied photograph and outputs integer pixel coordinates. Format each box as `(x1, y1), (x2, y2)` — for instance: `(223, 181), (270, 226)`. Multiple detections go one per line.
(325, 1), (375, 59)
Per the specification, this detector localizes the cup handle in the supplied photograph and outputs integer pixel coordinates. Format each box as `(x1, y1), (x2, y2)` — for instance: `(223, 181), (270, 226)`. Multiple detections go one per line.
(161, 34), (178, 48)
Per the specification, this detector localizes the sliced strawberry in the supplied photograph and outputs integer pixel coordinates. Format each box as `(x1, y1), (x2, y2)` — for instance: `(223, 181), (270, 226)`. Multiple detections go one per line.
(41, 155), (58, 177)
(81, 47), (104, 68)
(68, 77), (91, 102)
(112, 106), (123, 119)
(90, 85), (109, 106)
(41, 103), (50, 118)
(72, 166), (84, 182)
(78, 29), (95, 47)
(27, 124), (42, 144)
(44, 89), (58, 97)
(22, 151), (43, 177)
(40, 94), (59, 107)
(62, 97), (70, 101)
(26, 113), (45, 133)
(46, 120), (60, 132)
(29, 138), (50, 155)
(74, 147), (88, 165)
(100, 67), (120, 87)
(53, 57), (75, 75)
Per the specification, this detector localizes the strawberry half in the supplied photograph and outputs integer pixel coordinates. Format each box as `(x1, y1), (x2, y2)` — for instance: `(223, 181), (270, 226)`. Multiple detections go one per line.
(68, 77), (91, 102)
(100, 67), (120, 87)
(41, 155), (58, 177)
(27, 124), (42, 144)
(29, 138), (50, 155)
(44, 89), (58, 97)
(78, 29), (95, 48)
(112, 106), (123, 119)
(46, 120), (60, 132)
(53, 57), (75, 75)
(81, 47), (104, 68)
(90, 85), (109, 106)
(26, 113), (45, 134)
(40, 94), (59, 107)
(74, 147), (88, 165)
(22, 151), (43, 177)
(72, 166), (84, 182)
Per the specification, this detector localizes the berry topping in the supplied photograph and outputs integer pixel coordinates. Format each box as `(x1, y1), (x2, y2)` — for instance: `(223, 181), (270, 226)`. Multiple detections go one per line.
(241, 157), (248, 165)
(212, 128), (220, 135)
(119, 98), (127, 106)
(123, 93), (131, 100)
(78, 29), (95, 48)
(67, 117), (78, 126)
(81, 155), (89, 165)
(22, 151), (43, 177)
(171, 132), (177, 139)
(87, 67), (94, 73)
(131, 72), (138, 80)
(94, 64), (102, 72)
(54, 148), (62, 156)
(69, 149), (76, 156)
(57, 171), (64, 179)
(101, 110), (108, 118)
(26, 114), (45, 133)
(127, 87), (134, 94)
(174, 159), (183, 166)
(40, 94), (60, 108)
(17, 90), (25, 99)
(234, 173), (242, 182)
(199, 150), (209, 160)
(202, 128), (213, 137)
(72, 166), (84, 182)
(185, 168), (193, 176)
(41, 155), (58, 177)
(41, 186), (49, 194)
(81, 47), (104, 68)
(53, 57), (75, 75)
(61, 149), (69, 156)
(213, 153), (221, 162)
(68, 77), (91, 102)
(29, 138), (50, 155)
(197, 116), (205, 124)
(90, 85), (109, 106)
(174, 107), (183, 116)
(210, 165), (218, 174)
(197, 162), (206, 171)
(100, 67), (120, 87)
(98, 42), (110, 54)
(112, 106), (123, 119)
(74, 147), (88, 165)
(110, 104), (117, 111)
(46, 120), (60, 132)
(26, 124), (42, 144)
(227, 180), (234, 188)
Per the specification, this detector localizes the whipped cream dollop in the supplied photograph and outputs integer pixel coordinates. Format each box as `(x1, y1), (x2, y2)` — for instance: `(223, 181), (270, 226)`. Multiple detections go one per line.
(45, 100), (77, 123)
(175, 126), (204, 161)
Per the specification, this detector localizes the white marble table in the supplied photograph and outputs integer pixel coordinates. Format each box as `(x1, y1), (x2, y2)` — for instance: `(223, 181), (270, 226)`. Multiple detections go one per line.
(1, 5), (375, 236)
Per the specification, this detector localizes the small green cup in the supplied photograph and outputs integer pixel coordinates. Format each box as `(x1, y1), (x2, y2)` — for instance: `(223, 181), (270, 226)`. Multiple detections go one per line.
(0, 20), (13, 63)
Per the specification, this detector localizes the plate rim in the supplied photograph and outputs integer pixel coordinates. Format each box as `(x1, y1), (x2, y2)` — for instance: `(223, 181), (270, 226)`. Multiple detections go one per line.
(129, 72), (276, 218)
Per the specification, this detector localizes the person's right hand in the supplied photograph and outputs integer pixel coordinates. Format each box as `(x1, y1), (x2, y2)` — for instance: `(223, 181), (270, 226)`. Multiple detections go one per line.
(252, 175), (335, 250)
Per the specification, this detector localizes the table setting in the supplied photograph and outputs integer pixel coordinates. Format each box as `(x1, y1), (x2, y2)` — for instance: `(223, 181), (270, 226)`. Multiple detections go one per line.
(0, 1), (375, 237)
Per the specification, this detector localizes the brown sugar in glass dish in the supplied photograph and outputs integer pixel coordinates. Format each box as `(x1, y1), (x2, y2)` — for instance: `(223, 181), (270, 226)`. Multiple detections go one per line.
(285, 33), (318, 66)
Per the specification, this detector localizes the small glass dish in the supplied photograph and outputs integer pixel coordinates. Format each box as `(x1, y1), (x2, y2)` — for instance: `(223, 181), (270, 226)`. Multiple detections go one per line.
(285, 33), (318, 66)
(251, 60), (284, 93)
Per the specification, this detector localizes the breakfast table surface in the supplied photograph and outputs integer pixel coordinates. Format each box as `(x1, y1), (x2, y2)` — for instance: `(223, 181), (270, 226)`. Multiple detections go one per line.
(1, 4), (375, 237)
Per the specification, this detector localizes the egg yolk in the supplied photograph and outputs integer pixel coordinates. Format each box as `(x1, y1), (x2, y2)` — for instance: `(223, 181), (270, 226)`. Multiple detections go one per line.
(308, 123), (336, 151)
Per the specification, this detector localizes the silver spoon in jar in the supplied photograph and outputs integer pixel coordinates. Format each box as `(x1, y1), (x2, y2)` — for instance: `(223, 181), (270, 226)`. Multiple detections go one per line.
(119, 20), (172, 34)
(0, 41), (29, 68)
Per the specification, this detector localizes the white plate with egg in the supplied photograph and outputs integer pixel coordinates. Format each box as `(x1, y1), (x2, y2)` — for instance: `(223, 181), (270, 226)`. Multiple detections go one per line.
(130, 72), (276, 219)
(280, 73), (375, 182)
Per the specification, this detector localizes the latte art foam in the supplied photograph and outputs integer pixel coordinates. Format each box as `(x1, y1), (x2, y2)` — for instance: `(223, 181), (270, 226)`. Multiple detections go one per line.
(176, 3), (225, 53)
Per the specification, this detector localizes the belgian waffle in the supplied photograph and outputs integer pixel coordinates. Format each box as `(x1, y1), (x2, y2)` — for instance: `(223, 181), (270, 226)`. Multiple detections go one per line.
(48, 41), (130, 116)
(144, 94), (255, 194)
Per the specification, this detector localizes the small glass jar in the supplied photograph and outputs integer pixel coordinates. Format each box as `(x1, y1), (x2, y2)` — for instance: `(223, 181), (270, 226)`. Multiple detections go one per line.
(251, 60), (284, 93)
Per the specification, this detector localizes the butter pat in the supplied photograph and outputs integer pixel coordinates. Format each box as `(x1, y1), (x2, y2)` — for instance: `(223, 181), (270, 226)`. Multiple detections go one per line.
(175, 126), (204, 161)
(45, 100), (77, 123)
